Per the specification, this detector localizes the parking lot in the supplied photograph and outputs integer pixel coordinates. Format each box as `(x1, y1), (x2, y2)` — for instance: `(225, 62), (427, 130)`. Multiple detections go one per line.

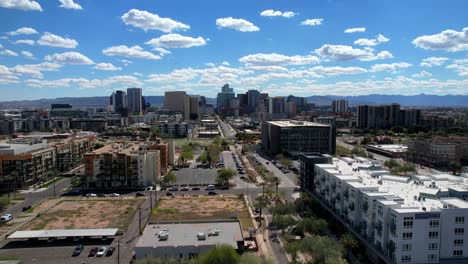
(0, 238), (118, 264)
(172, 168), (218, 186)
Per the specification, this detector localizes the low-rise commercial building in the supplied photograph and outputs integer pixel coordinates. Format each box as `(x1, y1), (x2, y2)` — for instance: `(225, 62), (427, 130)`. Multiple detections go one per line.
(366, 144), (408, 158)
(406, 137), (468, 167)
(83, 142), (161, 189)
(303, 157), (468, 264)
(261, 120), (336, 156)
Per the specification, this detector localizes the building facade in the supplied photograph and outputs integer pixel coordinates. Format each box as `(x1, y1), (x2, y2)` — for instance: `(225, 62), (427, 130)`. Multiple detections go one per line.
(127, 88), (143, 115)
(406, 137), (468, 167)
(164, 91), (187, 113)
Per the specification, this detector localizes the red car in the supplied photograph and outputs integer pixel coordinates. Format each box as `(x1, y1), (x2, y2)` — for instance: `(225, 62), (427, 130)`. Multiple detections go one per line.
(88, 247), (98, 257)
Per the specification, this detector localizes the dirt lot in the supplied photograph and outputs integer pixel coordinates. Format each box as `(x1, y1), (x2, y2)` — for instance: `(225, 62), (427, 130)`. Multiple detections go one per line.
(151, 194), (254, 234)
(24, 198), (143, 231)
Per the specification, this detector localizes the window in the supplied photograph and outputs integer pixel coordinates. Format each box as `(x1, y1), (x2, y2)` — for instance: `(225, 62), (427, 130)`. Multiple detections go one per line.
(429, 231), (439, 239)
(429, 220), (439, 227)
(404, 217), (414, 228)
(403, 232), (413, 240)
(428, 254), (437, 262)
(455, 228), (464, 236)
(402, 244), (412, 251)
(456, 217), (465, 224)
(428, 243), (438, 250)
(401, 255), (412, 263)
(454, 239), (464, 246)
(453, 250), (463, 257)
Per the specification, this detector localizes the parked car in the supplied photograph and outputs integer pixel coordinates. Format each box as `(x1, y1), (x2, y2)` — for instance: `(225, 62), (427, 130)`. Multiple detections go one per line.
(144, 186), (154, 191)
(191, 186), (200, 191)
(22, 205), (32, 212)
(88, 247), (98, 257)
(207, 191), (218, 196)
(294, 186), (301, 192)
(205, 184), (215, 190)
(166, 192), (174, 197)
(86, 193), (97, 197)
(180, 186), (190, 191)
(135, 192), (145, 197)
(169, 186), (179, 191)
(96, 247), (106, 257)
(106, 246), (115, 257)
(72, 244), (84, 256)
(0, 214), (13, 223)
(110, 193), (120, 197)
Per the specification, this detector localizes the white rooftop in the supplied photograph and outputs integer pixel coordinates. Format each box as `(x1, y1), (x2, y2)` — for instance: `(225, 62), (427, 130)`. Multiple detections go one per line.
(368, 144), (408, 153)
(267, 120), (329, 127)
(8, 228), (118, 239)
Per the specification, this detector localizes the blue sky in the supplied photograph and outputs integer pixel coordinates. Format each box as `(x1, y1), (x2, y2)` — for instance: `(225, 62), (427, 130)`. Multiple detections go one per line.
(0, 0), (467, 100)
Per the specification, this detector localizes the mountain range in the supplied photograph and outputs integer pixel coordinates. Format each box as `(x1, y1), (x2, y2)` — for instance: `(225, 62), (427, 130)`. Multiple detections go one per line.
(0, 94), (466, 108)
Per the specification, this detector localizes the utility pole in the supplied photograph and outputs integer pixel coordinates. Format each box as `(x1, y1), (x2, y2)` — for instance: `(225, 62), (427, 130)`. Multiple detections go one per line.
(117, 240), (120, 264)
(138, 207), (142, 235)
(149, 189), (153, 209)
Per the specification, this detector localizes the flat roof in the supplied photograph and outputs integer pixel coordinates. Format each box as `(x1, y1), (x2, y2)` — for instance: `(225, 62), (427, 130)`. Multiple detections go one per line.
(267, 120), (329, 128)
(136, 222), (243, 249)
(7, 228), (118, 239)
(368, 144), (408, 153)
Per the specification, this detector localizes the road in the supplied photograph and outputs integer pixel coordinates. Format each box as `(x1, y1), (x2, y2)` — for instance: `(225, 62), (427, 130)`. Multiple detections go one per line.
(217, 116), (236, 139)
(221, 150), (258, 190)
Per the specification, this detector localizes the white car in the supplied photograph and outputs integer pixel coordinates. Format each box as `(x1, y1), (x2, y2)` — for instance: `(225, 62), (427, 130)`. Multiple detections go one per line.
(96, 247), (106, 257)
(110, 193), (120, 197)
(86, 193), (97, 197)
(0, 214), (13, 223)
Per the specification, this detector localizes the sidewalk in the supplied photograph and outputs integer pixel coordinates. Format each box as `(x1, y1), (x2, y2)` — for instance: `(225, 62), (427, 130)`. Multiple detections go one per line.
(244, 195), (274, 259)
(19, 177), (62, 194)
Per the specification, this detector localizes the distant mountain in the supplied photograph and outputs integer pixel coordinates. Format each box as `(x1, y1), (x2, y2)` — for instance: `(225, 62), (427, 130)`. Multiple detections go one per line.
(307, 94), (468, 107)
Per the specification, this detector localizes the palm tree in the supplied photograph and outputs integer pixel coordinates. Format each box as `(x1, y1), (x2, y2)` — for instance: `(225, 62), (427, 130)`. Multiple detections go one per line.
(272, 176), (281, 194)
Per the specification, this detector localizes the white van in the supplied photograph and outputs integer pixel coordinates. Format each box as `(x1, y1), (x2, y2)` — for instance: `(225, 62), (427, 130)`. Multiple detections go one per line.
(0, 214), (13, 223)
(205, 184), (215, 190)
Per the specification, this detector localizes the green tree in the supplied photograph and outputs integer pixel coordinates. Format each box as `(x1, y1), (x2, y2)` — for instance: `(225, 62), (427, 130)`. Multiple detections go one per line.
(136, 257), (193, 264)
(269, 203), (295, 215)
(299, 236), (345, 264)
(94, 142), (105, 150)
(339, 233), (359, 259)
(238, 253), (273, 264)
(384, 159), (400, 169)
(0, 197), (10, 211)
(254, 194), (271, 220)
(197, 244), (240, 264)
(216, 168), (236, 186)
(179, 144), (194, 165)
(295, 217), (328, 236)
(197, 151), (209, 164)
(162, 171), (177, 187)
(4, 171), (21, 198)
(270, 215), (297, 234)
(449, 161), (462, 175)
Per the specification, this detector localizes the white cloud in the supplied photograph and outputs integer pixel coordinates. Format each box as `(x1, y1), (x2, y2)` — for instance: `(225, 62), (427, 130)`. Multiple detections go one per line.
(301, 18), (323, 26)
(25, 75), (142, 89)
(58, 0), (82, 10)
(310, 66), (367, 76)
(133, 72), (143, 76)
(412, 71), (432, 78)
(7, 27), (38, 36)
(420, 57), (449, 67)
(222, 61), (230, 66)
(446, 59), (468, 76)
(121, 9), (189, 32)
(239, 53), (320, 67)
(153, 47), (171, 57)
(0, 50), (18, 56)
(14, 39), (34, 45)
(0, 64), (19, 84)
(0, 44), (2, 49)
(37, 32), (78, 48)
(93, 63), (122, 71)
(370, 62), (412, 72)
(354, 34), (389, 46)
(12, 62), (62, 78)
(344, 27), (366, 33)
(0, 0), (42, 11)
(216, 17), (260, 32)
(121, 59), (132, 66)
(146, 34), (207, 48)
(412, 27), (468, 52)
(21, 50), (33, 58)
(260, 10), (296, 18)
(45, 52), (94, 64)
(102, 45), (160, 60)
(314, 44), (393, 61)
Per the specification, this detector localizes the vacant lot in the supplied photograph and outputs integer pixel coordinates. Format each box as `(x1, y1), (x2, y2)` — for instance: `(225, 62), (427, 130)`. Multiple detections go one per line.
(151, 195), (253, 234)
(24, 198), (143, 231)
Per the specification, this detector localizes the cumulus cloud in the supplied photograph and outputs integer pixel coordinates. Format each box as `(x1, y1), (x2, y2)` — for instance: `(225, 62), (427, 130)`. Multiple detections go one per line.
(37, 32), (78, 48)
(344, 27), (366, 33)
(0, 64), (19, 84)
(446, 58), (468, 76)
(121, 9), (190, 32)
(146, 34), (207, 48)
(420, 57), (449, 67)
(301, 18), (323, 26)
(58, 0), (82, 10)
(45, 52), (94, 65)
(21, 51), (33, 58)
(239, 53), (320, 67)
(14, 39), (35, 45)
(260, 10), (296, 18)
(153, 47), (171, 57)
(370, 62), (412, 72)
(102, 45), (160, 60)
(412, 27), (468, 52)
(7, 27), (38, 36)
(0, 0), (42, 11)
(310, 66), (367, 76)
(216, 17), (260, 32)
(0, 50), (19, 56)
(93, 63), (122, 71)
(412, 71), (432, 78)
(314, 44), (393, 61)
(12, 62), (62, 78)
(354, 34), (389, 46)
(25, 75), (142, 89)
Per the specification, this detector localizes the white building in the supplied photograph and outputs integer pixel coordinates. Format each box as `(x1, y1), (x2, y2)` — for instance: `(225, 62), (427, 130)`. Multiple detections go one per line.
(312, 158), (468, 264)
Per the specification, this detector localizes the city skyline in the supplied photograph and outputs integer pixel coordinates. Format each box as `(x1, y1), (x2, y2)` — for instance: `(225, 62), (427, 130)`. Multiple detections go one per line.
(0, 0), (467, 101)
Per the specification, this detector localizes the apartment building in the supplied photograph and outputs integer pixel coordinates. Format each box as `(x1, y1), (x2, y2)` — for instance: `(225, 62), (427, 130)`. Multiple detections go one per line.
(155, 121), (189, 138)
(406, 137), (468, 167)
(83, 142), (161, 189)
(48, 134), (95, 172)
(306, 157), (468, 264)
(261, 120), (336, 156)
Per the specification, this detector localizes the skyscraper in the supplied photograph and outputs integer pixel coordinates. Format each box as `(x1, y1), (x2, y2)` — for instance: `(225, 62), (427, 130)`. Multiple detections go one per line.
(189, 96), (199, 120)
(127, 88), (143, 115)
(331, 100), (348, 113)
(216, 83), (235, 113)
(247, 89), (260, 113)
(110, 90), (128, 117)
(164, 91), (187, 113)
